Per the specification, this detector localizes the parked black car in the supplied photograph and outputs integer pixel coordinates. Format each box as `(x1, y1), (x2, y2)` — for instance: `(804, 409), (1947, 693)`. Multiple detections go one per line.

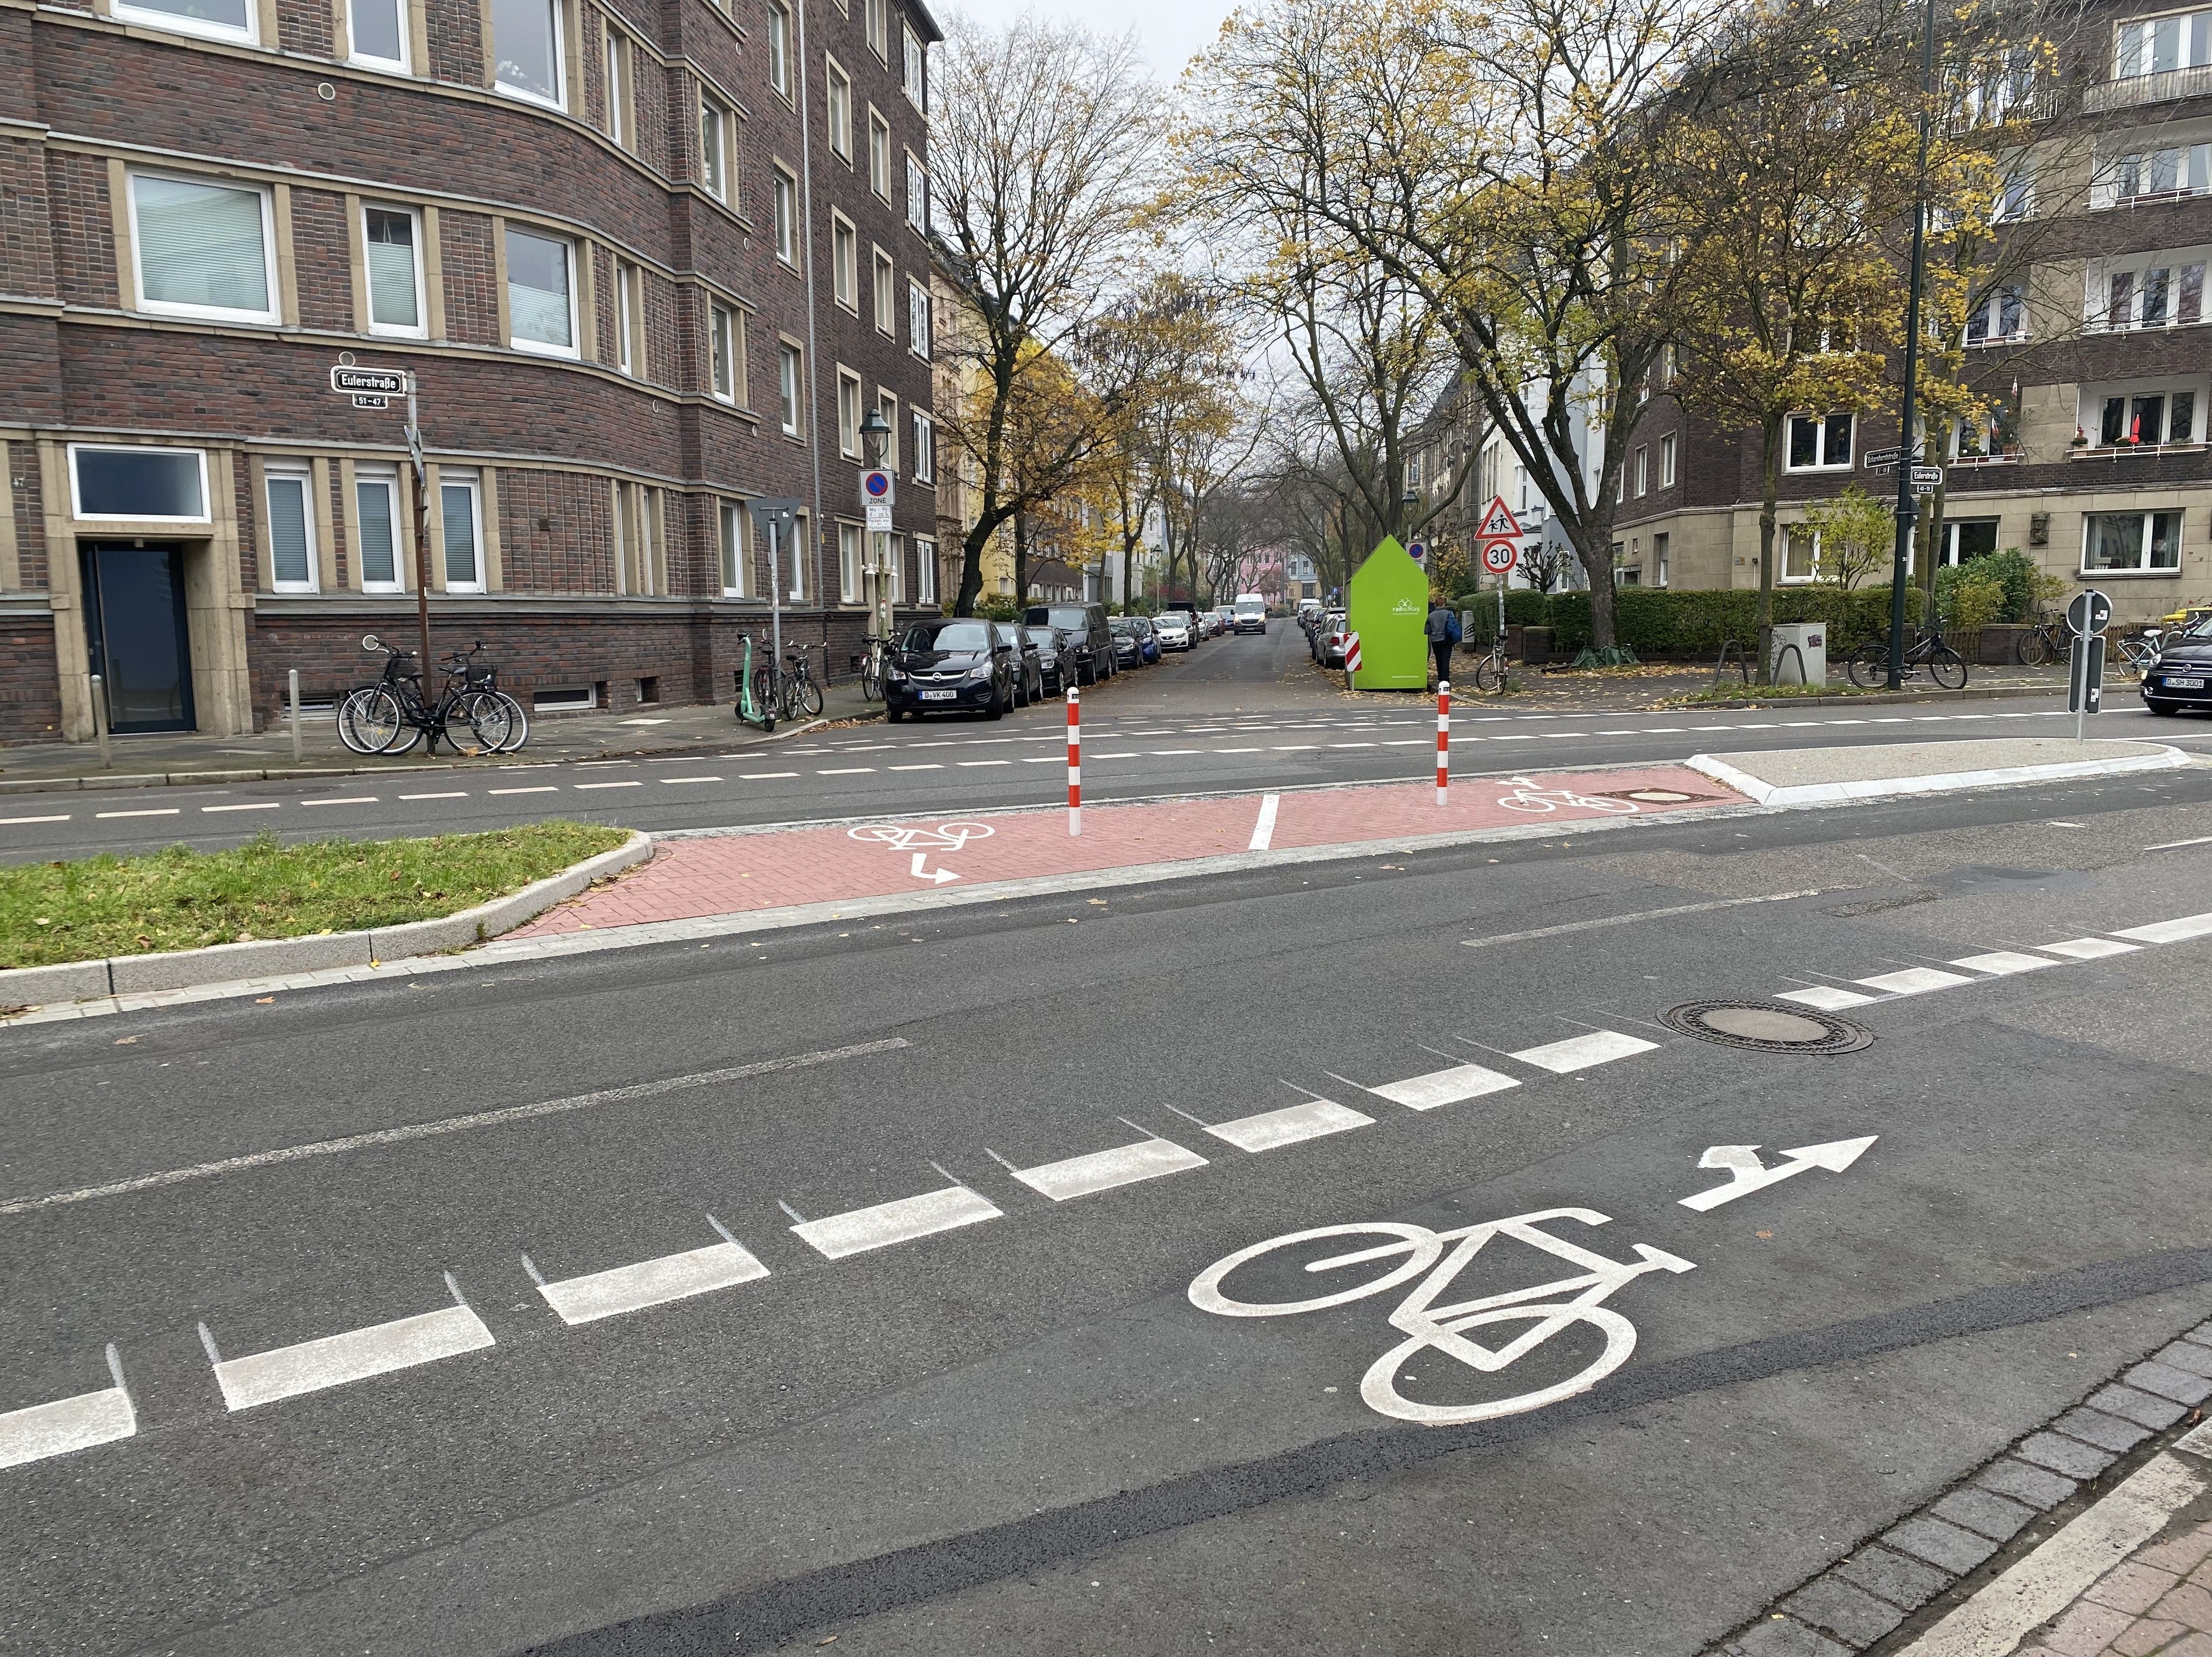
(1107, 617), (1146, 668)
(1024, 602), (1118, 686)
(2143, 614), (2212, 714)
(994, 621), (1045, 706)
(884, 618), (1016, 721)
(1026, 625), (1078, 695)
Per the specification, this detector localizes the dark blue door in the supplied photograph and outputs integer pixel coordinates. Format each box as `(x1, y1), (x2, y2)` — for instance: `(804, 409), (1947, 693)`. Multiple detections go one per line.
(81, 542), (195, 733)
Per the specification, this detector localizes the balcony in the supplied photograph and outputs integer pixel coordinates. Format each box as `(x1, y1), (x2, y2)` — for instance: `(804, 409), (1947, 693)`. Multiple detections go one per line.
(2087, 64), (2212, 112)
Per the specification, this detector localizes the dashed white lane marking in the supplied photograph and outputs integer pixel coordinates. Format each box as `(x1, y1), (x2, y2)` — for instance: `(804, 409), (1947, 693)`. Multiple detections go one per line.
(956, 760), (1011, 768)
(96, 808), (179, 819)
(891, 764), (943, 771)
(1090, 751), (1138, 759)
(202, 802), (280, 813)
(0, 814), (71, 825)
(1272, 744), (1319, 751)
(574, 781), (643, 791)
(659, 776), (723, 784)
(1953, 950), (2059, 976)
(1382, 738), (1427, 746)
(401, 791), (469, 800)
(818, 768), (874, 776)
(0, 1348), (133, 1471)
(1006, 1135), (1208, 1202)
(206, 1291), (493, 1411)
(1855, 967), (1977, 996)
(2146, 836), (2212, 853)
(1361, 1061), (1519, 1111)
(740, 771), (798, 780)
(2039, 936), (2140, 960)
(533, 1237), (769, 1325)
(1200, 1098), (1372, 1152)
(791, 1185), (1002, 1259)
(489, 786), (558, 796)
(2115, 911), (2212, 943)
(1778, 985), (1879, 1010)
(1151, 748), (1200, 755)
(1511, 1029), (1660, 1072)
(1328, 742), (1375, 749)
(1022, 756), (1060, 764)
(1248, 793), (1280, 852)
(1213, 747), (1262, 754)
(304, 796), (379, 806)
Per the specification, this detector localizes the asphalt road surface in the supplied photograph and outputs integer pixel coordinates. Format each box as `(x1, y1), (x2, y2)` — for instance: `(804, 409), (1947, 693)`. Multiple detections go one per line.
(3, 741), (2210, 1654)
(6, 626), (2208, 863)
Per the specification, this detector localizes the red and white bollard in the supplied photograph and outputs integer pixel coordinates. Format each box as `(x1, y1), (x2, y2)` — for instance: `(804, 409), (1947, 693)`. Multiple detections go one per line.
(1436, 679), (1450, 805)
(1066, 684), (1082, 837)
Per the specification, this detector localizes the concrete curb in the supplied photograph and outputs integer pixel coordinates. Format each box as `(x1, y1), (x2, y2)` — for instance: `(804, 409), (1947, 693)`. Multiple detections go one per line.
(1684, 743), (2191, 806)
(1664, 683), (2075, 712)
(0, 831), (652, 1007)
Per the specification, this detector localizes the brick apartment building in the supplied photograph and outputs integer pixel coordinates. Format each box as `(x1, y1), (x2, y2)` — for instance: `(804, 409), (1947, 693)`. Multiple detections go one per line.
(1611, 0), (2212, 621)
(1, 0), (941, 742)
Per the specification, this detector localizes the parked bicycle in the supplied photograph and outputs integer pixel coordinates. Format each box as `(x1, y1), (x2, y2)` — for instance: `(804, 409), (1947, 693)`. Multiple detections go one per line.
(337, 635), (522, 757)
(1845, 625), (1968, 690)
(1468, 629), (1510, 695)
(2114, 626), (2166, 678)
(778, 646), (825, 720)
(859, 634), (889, 702)
(2015, 613), (2072, 667)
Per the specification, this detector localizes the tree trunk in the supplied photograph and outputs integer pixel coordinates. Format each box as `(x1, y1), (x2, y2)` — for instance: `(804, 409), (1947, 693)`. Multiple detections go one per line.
(956, 523), (988, 618)
(1756, 413), (1782, 687)
(1014, 510), (1030, 610)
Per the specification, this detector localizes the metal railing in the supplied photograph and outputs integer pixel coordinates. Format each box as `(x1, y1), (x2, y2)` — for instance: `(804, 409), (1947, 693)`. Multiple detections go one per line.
(2087, 64), (2212, 112)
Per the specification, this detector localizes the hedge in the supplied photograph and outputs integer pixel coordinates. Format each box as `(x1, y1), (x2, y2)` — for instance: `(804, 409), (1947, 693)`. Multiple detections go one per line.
(1456, 585), (1912, 655)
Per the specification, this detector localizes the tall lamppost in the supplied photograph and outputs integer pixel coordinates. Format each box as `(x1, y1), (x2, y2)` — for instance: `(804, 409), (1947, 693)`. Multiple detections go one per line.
(859, 407), (894, 662)
(1886, 0), (1940, 690)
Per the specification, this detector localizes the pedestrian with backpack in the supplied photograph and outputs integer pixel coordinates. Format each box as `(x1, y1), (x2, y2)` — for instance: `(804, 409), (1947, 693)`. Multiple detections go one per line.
(1426, 598), (1461, 687)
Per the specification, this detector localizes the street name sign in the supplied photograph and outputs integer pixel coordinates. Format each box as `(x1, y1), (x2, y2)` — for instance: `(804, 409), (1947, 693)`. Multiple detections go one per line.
(1910, 465), (1944, 494)
(351, 394), (390, 410)
(330, 366), (411, 396)
(1480, 538), (1519, 575)
(1475, 495), (1523, 540)
(1861, 446), (1903, 470)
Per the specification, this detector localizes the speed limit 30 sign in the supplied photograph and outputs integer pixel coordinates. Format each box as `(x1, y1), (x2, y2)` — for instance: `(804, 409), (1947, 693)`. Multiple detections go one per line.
(1480, 538), (1519, 575)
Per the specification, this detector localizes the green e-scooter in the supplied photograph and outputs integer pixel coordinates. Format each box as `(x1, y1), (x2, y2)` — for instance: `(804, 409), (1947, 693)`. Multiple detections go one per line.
(735, 633), (775, 732)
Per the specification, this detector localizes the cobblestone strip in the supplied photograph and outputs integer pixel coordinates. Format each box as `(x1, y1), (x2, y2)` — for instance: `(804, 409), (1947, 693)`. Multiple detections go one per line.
(1705, 1323), (2212, 1657)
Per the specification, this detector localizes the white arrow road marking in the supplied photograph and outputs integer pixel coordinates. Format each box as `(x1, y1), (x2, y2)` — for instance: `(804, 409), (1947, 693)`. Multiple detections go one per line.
(910, 853), (960, 885)
(1679, 1136), (1877, 1211)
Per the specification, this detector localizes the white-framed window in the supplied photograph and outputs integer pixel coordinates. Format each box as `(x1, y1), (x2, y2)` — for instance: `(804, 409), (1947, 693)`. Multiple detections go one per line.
(831, 212), (857, 310)
(912, 409), (934, 482)
(2092, 142), (2212, 208)
(493, 0), (565, 108)
(902, 23), (926, 108)
(1965, 281), (2028, 343)
(1653, 531), (1669, 588)
(838, 368), (864, 457)
(778, 341), (803, 436)
(614, 259), (641, 376)
(1785, 411), (1854, 471)
(699, 95), (731, 200)
(876, 389), (900, 470)
(605, 27), (632, 147)
(773, 168), (797, 264)
(347, 0), (408, 70)
(264, 466), (318, 592)
(786, 514), (808, 600)
(767, 0), (793, 97)
(506, 226), (576, 356)
(904, 153), (928, 233)
(710, 301), (739, 403)
(1781, 525), (1824, 583)
(2116, 9), (2212, 77)
(2090, 254), (2206, 332)
(2089, 381), (2200, 446)
(718, 499), (749, 596)
(873, 247), (896, 334)
(2083, 509), (2183, 572)
(1660, 432), (1677, 487)
(363, 204), (425, 337)
(868, 109), (891, 200)
(917, 534), (936, 603)
(1633, 445), (1648, 496)
(128, 173), (277, 325)
(114, 0), (253, 44)
(1941, 518), (2002, 566)
(69, 444), (208, 522)
(1994, 165), (2035, 222)
(355, 468), (404, 590)
(839, 520), (862, 601)
(827, 58), (853, 160)
(865, 0), (887, 60)
(440, 470), (484, 591)
(907, 275), (930, 355)
(888, 532), (905, 602)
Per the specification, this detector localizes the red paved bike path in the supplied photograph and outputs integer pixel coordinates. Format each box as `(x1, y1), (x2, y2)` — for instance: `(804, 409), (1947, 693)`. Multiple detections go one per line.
(510, 765), (1741, 937)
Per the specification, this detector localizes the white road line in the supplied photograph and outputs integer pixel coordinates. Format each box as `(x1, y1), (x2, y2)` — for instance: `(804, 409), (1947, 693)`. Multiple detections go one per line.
(1090, 751), (1138, 759)
(956, 760), (1011, 768)
(1328, 742), (1375, 749)
(400, 791), (468, 800)
(1201, 1098), (1372, 1152)
(0, 814), (71, 825)
(304, 796), (379, 806)
(891, 764), (943, 771)
(574, 781), (644, 791)
(1151, 748), (1199, 755)
(791, 1185), (1002, 1259)
(1952, 950), (2059, 976)
(1022, 756), (1060, 764)
(1855, 967), (1977, 995)
(489, 786), (558, 796)
(534, 1238), (769, 1325)
(1272, 744), (1319, 751)
(202, 802), (281, 813)
(208, 1297), (493, 1411)
(1363, 1062), (1519, 1111)
(740, 771), (799, 780)
(0, 1039), (909, 1216)
(659, 776), (723, 785)
(1511, 1029), (1659, 1072)
(2038, 936), (2140, 960)
(1778, 984), (1878, 1010)
(1008, 1136), (1207, 1202)
(95, 808), (179, 819)
(819, 768), (875, 775)
(1463, 889), (1831, 950)
(0, 1349), (133, 1471)
(1381, 739), (1427, 746)
(1248, 793), (1280, 852)
(2145, 836), (2212, 852)
(2115, 911), (2212, 943)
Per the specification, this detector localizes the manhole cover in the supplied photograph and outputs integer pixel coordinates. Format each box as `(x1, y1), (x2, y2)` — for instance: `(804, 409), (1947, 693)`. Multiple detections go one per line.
(1660, 999), (1874, 1055)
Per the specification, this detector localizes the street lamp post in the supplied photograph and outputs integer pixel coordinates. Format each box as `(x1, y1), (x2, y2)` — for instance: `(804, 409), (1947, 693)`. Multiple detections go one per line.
(859, 407), (894, 672)
(1886, 0), (1939, 691)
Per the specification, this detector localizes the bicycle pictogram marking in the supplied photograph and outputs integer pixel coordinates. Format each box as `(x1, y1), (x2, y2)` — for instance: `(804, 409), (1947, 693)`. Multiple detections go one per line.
(1188, 1208), (1694, 1424)
(846, 821), (997, 853)
(1494, 775), (1643, 816)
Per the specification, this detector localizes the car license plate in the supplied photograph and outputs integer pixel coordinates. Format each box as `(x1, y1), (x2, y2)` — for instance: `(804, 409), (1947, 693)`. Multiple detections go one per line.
(2166, 676), (2205, 690)
(921, 689), (957, 700)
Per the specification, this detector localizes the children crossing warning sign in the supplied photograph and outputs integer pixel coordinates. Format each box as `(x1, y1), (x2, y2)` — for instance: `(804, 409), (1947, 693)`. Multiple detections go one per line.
(1475, 495), (1523, 541)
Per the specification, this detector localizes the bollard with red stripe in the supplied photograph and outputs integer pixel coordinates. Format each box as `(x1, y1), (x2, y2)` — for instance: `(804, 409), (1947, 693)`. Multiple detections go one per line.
(1066, 684), (1081, 837)
(1436, 679), (1450, 804)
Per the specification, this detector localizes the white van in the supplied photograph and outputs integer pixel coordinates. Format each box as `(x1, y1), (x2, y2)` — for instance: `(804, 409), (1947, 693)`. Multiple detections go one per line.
(1232, 594), (1268, 635)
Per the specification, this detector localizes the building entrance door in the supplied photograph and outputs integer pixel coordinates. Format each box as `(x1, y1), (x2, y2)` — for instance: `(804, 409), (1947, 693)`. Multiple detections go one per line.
(80, 541), (195, 733)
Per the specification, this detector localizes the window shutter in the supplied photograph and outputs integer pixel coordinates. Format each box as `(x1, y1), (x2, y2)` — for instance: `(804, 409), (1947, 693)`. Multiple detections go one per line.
(267, 475), (312, 585)
(358, 480), (398, 584)
(135, 176), (269, 313)
(442, 483), (478, 585)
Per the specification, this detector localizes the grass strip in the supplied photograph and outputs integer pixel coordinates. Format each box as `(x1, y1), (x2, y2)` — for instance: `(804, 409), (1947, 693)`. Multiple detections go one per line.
(1, 822), (630, 970)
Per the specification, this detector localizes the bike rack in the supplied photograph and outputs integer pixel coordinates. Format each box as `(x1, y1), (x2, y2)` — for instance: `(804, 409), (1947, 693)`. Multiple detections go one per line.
(1712, 639), (1752, 687)
(1770, 642), (1810, 687)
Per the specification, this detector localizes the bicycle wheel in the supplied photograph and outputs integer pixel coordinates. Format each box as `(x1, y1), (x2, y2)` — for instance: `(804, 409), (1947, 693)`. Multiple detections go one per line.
(1496, 793), (1559, 814)
(449, 691), (512, 756)
(861, 657), (883, 701)
(1188, 1222), (1443, 1318)
(335, 688), (388, 754)
(797, 673), (824, 718)
(2016, 629), (2051, 667)
(1359, 1303), (1639, 1425)
(342, 687), (407, 754)
(1846, 645), (1888, 690)
(492, 690), (529, 752)
(1474, 654), (1503, 695)
(1927, 645), (1968, 690)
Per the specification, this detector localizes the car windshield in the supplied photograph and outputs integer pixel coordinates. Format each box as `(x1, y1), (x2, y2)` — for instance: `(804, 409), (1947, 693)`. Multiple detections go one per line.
(1110, 618), (1137, 633)
(1037, 607), (1091, 630)
(901, 620), (992, 651)
(1025, 628), (1058, 646)
(2183, 613), (2212, 640)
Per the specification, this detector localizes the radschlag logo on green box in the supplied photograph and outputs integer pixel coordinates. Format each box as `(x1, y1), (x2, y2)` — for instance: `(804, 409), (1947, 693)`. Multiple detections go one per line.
(1347, 537), (1431, 690)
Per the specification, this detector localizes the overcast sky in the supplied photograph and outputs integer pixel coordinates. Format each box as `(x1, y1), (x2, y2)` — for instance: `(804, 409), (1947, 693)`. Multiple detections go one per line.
(941, 0), (1239, 80)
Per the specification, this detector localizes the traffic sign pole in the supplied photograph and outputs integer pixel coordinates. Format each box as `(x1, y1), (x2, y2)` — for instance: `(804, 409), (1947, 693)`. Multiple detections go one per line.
(1887, 0), (1939, 692)
(2067, 589), (2112, 741)
(405, 377), (432, 687)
